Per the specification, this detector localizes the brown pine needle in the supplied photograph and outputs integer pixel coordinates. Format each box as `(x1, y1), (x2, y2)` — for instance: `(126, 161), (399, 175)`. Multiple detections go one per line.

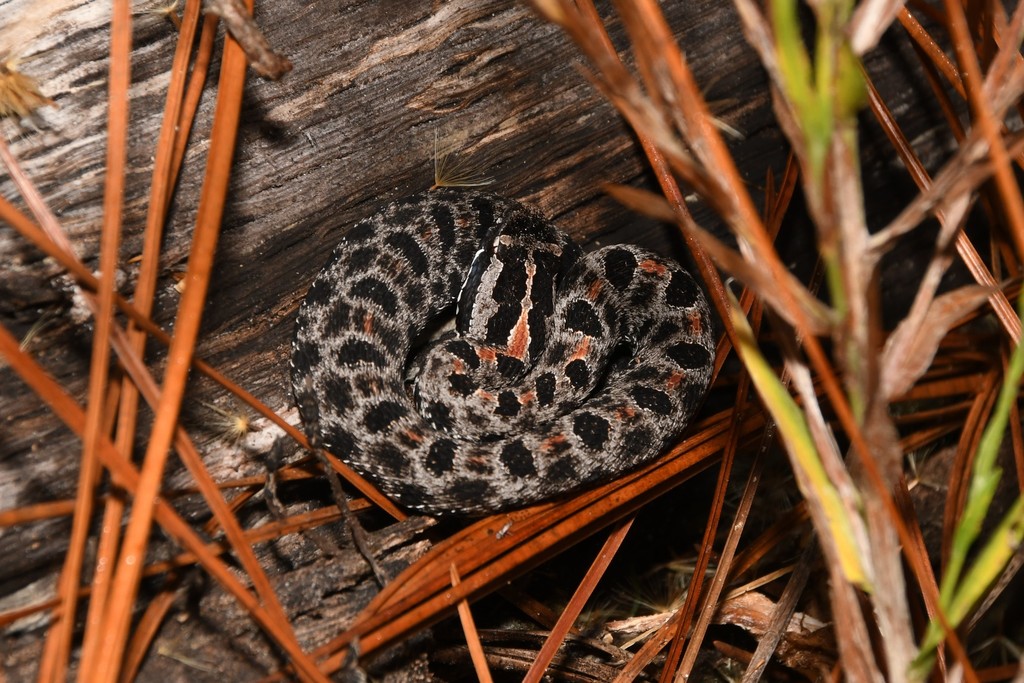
(523, 517), (633, 683)
(449, 564), (494, 683)
(5, 1), (1024, 680)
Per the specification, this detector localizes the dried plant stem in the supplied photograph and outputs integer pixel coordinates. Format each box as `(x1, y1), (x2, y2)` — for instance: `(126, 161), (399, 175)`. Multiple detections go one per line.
(737, 542), (816, 683)
(577, 0), (879, 671)
(884, 9), (1021, 348)
(528, 0), (1024, 679)
(608, 5), (918, 596)
(559, 30), (892, 665)
(204, 0), (292, 79)
(662, 295), (768, 681)
(682, 429), (768, 681)
(667, 374), (757, 682)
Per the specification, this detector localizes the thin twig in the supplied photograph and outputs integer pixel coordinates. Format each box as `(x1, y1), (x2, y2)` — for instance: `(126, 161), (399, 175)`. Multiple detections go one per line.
(203, 0), (292, 79)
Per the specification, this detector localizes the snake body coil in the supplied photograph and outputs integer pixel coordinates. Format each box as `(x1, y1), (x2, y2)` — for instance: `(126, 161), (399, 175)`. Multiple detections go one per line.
(291, 189), (714, 515)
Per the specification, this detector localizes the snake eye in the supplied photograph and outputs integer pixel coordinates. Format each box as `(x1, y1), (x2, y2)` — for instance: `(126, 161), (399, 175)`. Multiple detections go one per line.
(455, 247), (488, 329)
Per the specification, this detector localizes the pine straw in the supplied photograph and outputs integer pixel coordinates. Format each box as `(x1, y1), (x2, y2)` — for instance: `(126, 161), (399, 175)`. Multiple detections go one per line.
(1, 0), (1023, 681)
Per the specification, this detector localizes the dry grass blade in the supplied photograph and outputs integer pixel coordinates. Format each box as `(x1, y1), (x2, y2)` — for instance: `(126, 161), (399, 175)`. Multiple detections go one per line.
(849, 0), (911, 54)
(591, 1), (906, 674)
(661, 371), (759, 682)
(78, 1), (317, 679)
(204, 0), (292, 79)
(121, 584), (181, 682)
(898, 8), (966, 99)
(570, 0), (737, 349)
(861, 64), (1021, 344)
(602, 184), (832, 335)
(943, 371), (1001, 568)
(603, 4), (912, 587)
(433, 130), (494, 188)
(76, 0), (208, 674)
(660, 177), (797, 682)
(738, 543), (815, 683)
(670, 270), (783, 680)
(613, 430), (769, 682)
(944, 0), (1024, 258)
(881, 286), (995, 399)
(0, 500), (75, 526)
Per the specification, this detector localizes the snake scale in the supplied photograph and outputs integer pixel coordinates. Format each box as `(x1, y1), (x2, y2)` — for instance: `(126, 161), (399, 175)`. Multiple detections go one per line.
(291, 188), (714, 515)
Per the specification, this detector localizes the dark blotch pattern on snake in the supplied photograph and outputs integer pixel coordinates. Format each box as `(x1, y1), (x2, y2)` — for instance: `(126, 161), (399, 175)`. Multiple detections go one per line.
(291, 189), (714, 515)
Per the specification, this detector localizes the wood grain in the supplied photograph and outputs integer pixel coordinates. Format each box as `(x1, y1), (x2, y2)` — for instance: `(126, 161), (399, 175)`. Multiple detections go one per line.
(0, 1), (961, 678)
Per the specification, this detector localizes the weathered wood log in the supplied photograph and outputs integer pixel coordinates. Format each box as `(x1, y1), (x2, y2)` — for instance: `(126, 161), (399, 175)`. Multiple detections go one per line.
(0, 0), (961, 679)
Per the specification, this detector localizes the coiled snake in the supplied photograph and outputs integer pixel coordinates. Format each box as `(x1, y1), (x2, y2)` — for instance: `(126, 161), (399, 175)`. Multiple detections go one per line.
(291, 189), (714, 515)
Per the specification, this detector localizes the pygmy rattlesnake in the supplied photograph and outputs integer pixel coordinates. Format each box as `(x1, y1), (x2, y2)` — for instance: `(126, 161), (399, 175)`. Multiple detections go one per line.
(291, 189), (714, 515)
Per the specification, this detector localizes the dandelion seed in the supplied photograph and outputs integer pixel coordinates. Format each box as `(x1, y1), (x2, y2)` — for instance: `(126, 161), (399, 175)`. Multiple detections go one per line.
(19, 310), (57, 352)
(199, 399), (258, 443)
(0, 54), (54, 120)
(142, 0), (182, 30)
(431, 130), (493, 189)
(615, 569), (689, 617)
